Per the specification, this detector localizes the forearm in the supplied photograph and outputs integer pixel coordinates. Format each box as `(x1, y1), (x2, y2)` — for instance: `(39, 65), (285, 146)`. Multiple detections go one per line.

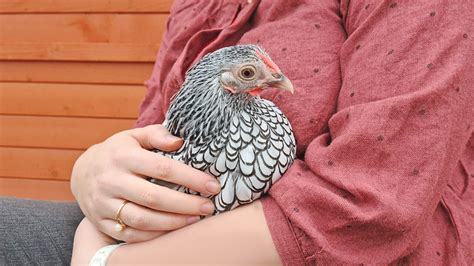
(71, 218), (117, 265)
(108, 200), (281, 265)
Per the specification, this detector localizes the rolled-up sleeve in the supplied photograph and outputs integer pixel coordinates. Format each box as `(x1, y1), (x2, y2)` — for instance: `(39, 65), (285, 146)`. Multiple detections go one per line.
(135, 0), (473, 264)
(261, 1), (473, 264)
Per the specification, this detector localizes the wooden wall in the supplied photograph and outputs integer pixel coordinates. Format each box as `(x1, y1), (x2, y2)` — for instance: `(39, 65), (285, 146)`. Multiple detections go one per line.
(0, 0), (172, 200)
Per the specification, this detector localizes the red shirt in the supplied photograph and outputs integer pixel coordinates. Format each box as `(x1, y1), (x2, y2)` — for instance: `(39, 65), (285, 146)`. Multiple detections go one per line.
(135, 0), (473, 264)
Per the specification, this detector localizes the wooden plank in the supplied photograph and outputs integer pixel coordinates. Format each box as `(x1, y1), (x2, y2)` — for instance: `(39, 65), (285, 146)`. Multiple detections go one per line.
(0, 14), (168, 43)
(0, 61), (154, 84)
(0, 147), (82, 181)
(0, 42), (160, 62)
(0, 115), (136, 149)
(0, 177), (74, 201)
(0, 0), (173, 13)
(0, 82), (146, 118)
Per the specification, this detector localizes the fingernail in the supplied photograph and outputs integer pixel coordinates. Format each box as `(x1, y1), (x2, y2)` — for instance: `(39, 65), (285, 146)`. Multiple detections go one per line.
(165, 134), (182, 142)
(187, 216), (200, 225)
(205, 181), (220, 194)
(200, 202), (215, 215)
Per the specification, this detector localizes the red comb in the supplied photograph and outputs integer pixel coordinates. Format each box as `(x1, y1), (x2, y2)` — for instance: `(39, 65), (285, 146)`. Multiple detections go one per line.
(255, 50), (281, 73)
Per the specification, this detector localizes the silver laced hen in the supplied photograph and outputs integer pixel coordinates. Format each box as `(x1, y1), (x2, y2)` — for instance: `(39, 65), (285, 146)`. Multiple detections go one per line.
(154, 45), (296, 214)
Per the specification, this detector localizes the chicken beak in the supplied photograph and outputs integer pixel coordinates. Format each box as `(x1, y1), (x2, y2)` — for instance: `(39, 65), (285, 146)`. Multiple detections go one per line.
(271, 75), (294, 94)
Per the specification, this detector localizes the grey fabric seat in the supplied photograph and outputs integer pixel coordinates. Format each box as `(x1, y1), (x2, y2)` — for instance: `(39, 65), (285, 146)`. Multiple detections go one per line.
(0, 197), (83, 266)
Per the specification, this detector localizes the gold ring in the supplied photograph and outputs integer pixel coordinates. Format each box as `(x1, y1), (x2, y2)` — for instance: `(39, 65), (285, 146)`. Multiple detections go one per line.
(114, 200), (129, 232)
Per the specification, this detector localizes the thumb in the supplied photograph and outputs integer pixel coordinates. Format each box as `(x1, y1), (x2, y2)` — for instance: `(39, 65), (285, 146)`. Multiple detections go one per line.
(130, 124), (183, 151)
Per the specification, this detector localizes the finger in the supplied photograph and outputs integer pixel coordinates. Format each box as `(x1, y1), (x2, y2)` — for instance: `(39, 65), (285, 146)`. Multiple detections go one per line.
(107, 200), (200, 231)
(98, 219), (166, 243)
(125, 150), (221, 195)
(130, 124), (183, 151)
(117, 175), (216, 216)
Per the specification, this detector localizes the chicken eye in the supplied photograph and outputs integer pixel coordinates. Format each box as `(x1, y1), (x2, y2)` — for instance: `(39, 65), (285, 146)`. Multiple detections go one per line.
(238, 65), (257, 81)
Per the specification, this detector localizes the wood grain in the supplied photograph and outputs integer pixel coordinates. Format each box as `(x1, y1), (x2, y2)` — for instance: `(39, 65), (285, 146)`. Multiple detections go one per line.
(0, 177), (74, 201)
(0, 14), (168, 43)
(0, 0), (173, 13)
(0, 147), (82, 181)
(0, 61), (154, 84)
(0, 115), (136, 149)
(0, 0), (172, 201)
(0, 82), (146, 118)
(0, 42), (160, 62)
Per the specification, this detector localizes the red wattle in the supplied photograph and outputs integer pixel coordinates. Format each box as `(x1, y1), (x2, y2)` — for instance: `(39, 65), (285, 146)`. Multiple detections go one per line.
(249, 87), (264, 96)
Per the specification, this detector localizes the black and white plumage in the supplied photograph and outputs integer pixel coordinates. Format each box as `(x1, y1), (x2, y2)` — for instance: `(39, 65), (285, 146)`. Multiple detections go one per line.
(154, 45), (296, 214)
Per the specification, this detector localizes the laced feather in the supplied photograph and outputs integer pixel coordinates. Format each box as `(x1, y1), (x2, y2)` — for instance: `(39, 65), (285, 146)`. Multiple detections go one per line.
(154, 45), (296, 214)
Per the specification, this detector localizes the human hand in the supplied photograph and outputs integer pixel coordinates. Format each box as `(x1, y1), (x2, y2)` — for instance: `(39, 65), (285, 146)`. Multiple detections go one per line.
(71, 124), (221, 243)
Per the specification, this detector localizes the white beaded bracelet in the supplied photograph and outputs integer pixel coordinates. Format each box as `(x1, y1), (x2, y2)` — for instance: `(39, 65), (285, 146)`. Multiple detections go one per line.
(89, 243), (126, 266)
